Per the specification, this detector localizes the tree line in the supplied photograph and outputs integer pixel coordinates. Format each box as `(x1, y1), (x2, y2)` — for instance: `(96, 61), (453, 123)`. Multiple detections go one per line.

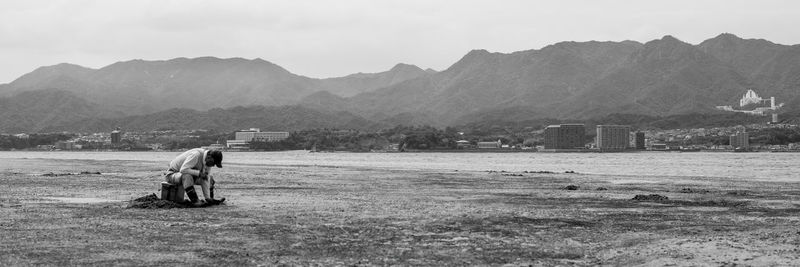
(248, 125), (526, 151)
(0, 133), (73, 150)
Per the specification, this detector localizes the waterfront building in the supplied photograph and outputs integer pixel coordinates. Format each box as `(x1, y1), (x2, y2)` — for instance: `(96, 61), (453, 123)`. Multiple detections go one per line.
(253, 132), (290, 142)
(596, 125), (630, 151)
(111, 128), (122, 144)
(544, 124), (585, 151)
(387, 143), (400, 151)
(477, 140), (501, 149)
(227, 128), (290, 148)
(226, 140), (249, 149)
(234, 129), (289, 143)
(635, 132), (646, 150)
(650, 143), (668, 151)
(455, 140), (472, 149)
(233, 128), (260, 142)
(730, 132), (749, 149)
(55, 141), (76, 150)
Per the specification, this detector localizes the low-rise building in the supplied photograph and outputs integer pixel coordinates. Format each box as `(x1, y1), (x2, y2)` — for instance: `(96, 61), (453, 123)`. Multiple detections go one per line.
(227, 128), (290, 149)
(456, 140), (472, 149)
(226, 139), (249, 149)
(477, 140), (501, 149)
(55, 141), (76, 150)
(650, 143), (668, 151)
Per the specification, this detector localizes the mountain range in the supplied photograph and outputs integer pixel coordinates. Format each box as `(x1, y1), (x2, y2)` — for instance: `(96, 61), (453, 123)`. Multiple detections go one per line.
(1, 33), (798, 133)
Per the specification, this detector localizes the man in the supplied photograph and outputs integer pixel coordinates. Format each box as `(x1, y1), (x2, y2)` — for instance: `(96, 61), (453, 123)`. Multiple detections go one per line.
(166, 148), (225, 206)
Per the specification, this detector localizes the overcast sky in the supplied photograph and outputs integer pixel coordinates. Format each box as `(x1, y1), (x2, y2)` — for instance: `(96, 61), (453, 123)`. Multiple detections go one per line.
(1, 0), (798, 83)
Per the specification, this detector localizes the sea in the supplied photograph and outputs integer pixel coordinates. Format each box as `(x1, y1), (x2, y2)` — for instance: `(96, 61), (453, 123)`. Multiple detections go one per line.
(0, 151), (800, 182)
(0, 151), (797, 182)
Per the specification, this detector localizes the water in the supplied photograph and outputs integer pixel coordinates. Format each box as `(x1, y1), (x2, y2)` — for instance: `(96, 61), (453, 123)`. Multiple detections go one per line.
(1, 151), (797, 181)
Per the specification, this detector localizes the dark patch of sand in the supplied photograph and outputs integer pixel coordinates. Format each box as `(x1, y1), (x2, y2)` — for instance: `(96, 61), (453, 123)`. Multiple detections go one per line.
(127, 193), (187, 209)
(632, 194), (669, 202)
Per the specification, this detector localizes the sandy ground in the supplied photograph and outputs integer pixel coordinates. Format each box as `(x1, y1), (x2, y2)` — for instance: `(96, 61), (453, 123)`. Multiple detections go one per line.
(1, 158), (800, 266)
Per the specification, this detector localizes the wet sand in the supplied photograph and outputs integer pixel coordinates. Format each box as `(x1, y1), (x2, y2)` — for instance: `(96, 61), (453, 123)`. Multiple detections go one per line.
(1, 158), (799, 266)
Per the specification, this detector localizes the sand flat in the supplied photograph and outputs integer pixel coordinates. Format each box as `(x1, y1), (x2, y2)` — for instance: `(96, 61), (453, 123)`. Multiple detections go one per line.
(1, 157), (799, 266)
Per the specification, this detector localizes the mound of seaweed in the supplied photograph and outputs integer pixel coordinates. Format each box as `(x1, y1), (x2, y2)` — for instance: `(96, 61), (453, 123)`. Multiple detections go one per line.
(127, 193), (188, 209)
(127, 193), (226, 209)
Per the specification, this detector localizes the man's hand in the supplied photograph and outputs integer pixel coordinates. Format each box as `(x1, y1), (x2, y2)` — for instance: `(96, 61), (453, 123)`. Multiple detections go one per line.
(198, 172), (208, 180)
(205, 198), (225, 205)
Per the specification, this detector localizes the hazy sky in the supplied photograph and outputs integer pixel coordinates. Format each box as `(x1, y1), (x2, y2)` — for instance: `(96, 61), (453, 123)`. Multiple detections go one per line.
(1, 0), (798, 83)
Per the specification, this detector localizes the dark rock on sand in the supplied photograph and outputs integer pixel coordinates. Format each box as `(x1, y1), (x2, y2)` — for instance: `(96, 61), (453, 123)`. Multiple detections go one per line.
(632, 194), (669, 202)
(680, 188), (709, 194)
(42, 172), (73, 177)
(564, 185), (579, 190)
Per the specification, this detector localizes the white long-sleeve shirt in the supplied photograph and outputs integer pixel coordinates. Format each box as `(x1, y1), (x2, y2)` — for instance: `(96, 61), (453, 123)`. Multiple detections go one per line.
(168, 148), (210, 177)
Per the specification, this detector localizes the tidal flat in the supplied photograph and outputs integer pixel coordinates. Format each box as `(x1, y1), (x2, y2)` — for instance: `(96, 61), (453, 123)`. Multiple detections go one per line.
(1, 157), (799, 266)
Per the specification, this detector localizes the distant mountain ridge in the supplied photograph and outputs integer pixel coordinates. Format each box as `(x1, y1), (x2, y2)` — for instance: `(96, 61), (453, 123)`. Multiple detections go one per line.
(304, 34), (799, 126)
(317, 63), (429, 97)
(51, 105), (384, 133)
(698, 33), (800, 106)
(0, 89), (115, 133)
(1, 33), (799, 132)
(0, 57), (431, 116)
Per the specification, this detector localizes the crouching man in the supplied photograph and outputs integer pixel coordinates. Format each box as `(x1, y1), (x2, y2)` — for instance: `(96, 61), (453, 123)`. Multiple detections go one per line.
(166, 148), (225, 206)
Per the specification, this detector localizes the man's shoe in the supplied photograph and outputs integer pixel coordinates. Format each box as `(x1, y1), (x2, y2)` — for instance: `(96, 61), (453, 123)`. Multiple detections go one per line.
(185, 186), (204, 206)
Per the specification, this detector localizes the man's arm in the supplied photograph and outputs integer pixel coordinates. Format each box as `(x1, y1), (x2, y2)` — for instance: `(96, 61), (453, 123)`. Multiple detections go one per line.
(199, 178), (211, 200)
(179, 152), (202, 177)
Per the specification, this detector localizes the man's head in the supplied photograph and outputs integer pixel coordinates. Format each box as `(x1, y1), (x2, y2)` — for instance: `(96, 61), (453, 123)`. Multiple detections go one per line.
(206, 150), (223, 168)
